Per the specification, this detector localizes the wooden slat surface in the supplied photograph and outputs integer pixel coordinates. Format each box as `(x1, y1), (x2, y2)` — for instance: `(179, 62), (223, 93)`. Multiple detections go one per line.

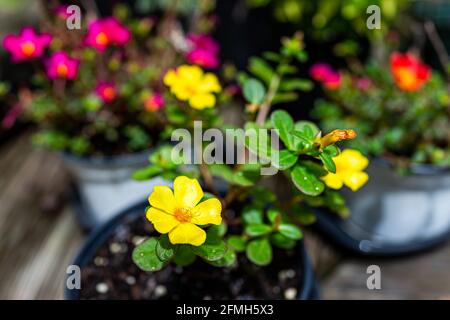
(0, 132), (449, 299)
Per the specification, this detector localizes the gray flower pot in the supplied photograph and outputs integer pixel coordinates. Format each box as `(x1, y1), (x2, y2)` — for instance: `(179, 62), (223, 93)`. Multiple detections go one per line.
(61, 150), (169, 230)
(315, 159), (450, 255)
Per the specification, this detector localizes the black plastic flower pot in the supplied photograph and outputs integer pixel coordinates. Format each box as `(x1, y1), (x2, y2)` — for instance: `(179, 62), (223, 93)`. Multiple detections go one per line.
(65, 201), (319, 300)
(61, 149), (169, 230)
(313, 158), (450, 257)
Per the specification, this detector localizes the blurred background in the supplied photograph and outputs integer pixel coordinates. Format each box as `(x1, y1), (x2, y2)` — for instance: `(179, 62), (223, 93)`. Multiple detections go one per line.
(0, 0), (450, 299)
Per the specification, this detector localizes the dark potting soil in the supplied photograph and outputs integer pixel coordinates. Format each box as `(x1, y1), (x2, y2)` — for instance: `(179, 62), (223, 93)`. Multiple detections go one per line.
(80, 214), (303, 300)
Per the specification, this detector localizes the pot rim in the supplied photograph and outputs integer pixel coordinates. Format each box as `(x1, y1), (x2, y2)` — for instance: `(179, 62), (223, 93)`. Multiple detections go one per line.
(64, 200), (318, 300)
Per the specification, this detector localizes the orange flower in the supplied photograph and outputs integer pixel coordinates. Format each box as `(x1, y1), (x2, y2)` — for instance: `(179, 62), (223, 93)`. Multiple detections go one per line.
(390, 52), (431, 92)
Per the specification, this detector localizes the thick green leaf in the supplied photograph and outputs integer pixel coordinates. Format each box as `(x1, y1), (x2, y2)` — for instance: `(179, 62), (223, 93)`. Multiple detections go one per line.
(245, 224), (273, 237)
(294, 121), (320, 139)
(132, 238), (165, 271)
(271, 110), (295, 150)
(248, 57), (275, 85)
(207, 223), (227, 238)
(192, 238), (227, 261)
(246, 238), (273, 266)
(242, 206), (264, 225)
(272, 149), (298, 170)
(324, 145), (340, 157)
(270, 233), (296, 249)
(278, 224), (303, 240)
(243, 78), (266, 104)
(209, 249), (237, 267)
(291, 165), (325, 196)
(156, 235), (176, 261)
(227, 235), (247, 252)
(173, 245), (196, 267)
(319, 152), (336, 173)
(272, 92), (299, 105)
(267, 208), (281, 224)
(279, 79), (313, 91)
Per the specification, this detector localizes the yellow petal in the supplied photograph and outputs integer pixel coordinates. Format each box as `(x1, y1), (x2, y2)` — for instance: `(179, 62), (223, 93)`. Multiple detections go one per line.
(336, 149), (369, 172)
(178, 65), (203, 83)
(148, 186), (176, 214)
(322, 172), (344, 190)
(174, 176), (204, 208)
(199, 73), (221, 93)
(163, 69), (177, 87)
(146, 207), (179, 234)
(191, 198), (222, 225)
(168, 222), (206, 246)
(343, 171), (369, 191)
(189, 94), (216, 109)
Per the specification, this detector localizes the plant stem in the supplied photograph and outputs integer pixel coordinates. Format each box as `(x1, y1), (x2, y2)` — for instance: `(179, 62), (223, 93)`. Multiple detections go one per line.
(255, 75), (280, 125)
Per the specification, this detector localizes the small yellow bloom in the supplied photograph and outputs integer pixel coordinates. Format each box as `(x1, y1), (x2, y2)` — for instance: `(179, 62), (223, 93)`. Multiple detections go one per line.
(163, 65), (221, 110)
(146, 176), (222, 246)
(322, 149), (369, 192)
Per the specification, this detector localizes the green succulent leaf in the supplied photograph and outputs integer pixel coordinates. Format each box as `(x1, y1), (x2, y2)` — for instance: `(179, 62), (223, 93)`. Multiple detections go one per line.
(173, 245), (196, 267)
(272, 149), (298, 170)
(227, 235), (247, 252)
(319, 152), (336, 173)
(271, 110), (295, 150)
(192, 238), (227, 262)
(270, 233), (297, 249)
(208, 249), (237, 267)
(278, 224), (303, 240)
(132, 165), (163, 181)
(132, 237), (165, 272)
(246, 237), (273, 266)
(243, 78), (266, 104)
(242, 206), (264, 225)
(291, 165), (325, 196)
(245, 224), (273, 237)
(156, 235), (176, 261)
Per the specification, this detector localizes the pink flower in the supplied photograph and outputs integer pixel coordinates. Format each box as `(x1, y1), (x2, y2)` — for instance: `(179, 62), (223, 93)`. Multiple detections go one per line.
(309, 63), (341, 90)
(54, 5), (70, 19)
(85, 17), (130, 52)
(144, 93), (165, 112)
(45, 51), (79, 80)
(95, 82), (117, 103)
(185, 33), (220, 69)
(2, 27), (52, 62)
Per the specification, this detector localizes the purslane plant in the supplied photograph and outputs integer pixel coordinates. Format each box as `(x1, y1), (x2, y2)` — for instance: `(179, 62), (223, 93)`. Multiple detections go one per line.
(132, 34), (369, 271)
(1, 3), (218, 156)
(311, 52), (450, 169)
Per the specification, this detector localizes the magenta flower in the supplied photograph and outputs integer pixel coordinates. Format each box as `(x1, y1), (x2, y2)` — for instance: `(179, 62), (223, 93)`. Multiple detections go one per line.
(95, 82), (117, 103)
(185, 33), (220, 69)
(354, 77), (372, 91)
(144, 93), (165, 112)
(85, 17), (131, 52)
(309, 63), (342, 90)
(2, 27), (52, 62)
(45, 51), (79, 80)
(54, 5), (70, 19)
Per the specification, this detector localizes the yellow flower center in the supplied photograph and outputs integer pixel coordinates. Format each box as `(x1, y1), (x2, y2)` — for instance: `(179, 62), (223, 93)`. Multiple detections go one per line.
(95, 32), (109, 46)
(174, 208), (192, 223)
(56, 63), (68, 77)
(21, 41), (36, 56)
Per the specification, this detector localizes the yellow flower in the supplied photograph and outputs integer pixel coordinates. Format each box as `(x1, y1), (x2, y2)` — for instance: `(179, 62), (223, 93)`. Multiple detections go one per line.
(163, 65), (221, 110)
(146, 176), (222, 246)
(322, 149), (369, 192)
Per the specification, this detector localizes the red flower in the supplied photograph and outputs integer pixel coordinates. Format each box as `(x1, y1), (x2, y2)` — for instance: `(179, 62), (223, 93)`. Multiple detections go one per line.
(390, 52), (431, 92)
